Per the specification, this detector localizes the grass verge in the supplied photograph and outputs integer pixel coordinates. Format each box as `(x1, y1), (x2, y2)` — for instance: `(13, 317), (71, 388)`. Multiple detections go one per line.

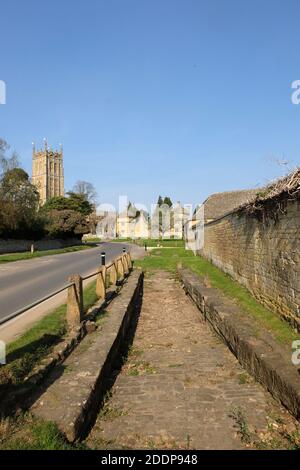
(106, 238), (185, 247)
(0, 414), (85, 450)
(0, 244), (93, 264)
(135, 247), (298, 345)
(0, 281), (99, 450)
(83, 237), (102, 243)
(135, 239), (185, 248)
(0, 281), (98, 388)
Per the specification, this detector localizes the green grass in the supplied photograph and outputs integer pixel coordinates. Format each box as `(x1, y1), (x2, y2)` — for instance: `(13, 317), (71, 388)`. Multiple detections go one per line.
(83, 280), (98, 312)
(238, 373), (250, 385)
(0, 414), (85, 450)
(229, 407), (252, 444)
(107, 238), (133, 242)
(0, 279), (101, 449)
(0, 281), (98, 387)
(125, 360), (156, 376)
(0, 280), (99, 450)
(83, 237), (102, 243)
(0, 244), (92, 264)
(98, 403), (128, 421)
(106, 238), (185, 247)
(135, 247), (299, 345)
(135, 238), (185, 248)
(135, 247), (189, 271)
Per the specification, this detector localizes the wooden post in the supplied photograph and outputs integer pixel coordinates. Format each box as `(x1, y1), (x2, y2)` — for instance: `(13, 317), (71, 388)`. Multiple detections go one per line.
(67, 275), (83, 328)
(96, 266), (106, 299)
(109, 262), (118, 286)
(122, 254), (129, 274)
(117, 257), (124, 281)
(126, 252), (133, 270)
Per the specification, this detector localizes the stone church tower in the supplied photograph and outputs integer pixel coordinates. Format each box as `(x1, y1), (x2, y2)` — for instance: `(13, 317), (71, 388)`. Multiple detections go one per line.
(32, 140), (64, 204)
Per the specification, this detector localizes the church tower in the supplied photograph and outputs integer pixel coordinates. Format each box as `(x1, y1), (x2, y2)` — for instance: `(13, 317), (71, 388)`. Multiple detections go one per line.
(32, 139), (64, 204)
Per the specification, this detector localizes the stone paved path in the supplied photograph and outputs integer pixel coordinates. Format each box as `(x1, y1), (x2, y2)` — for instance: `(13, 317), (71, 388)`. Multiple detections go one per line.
(87, 271), (296, 450)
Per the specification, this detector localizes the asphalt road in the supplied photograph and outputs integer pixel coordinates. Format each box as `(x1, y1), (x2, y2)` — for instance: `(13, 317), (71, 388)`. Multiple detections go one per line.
(0, 242), (135, 321)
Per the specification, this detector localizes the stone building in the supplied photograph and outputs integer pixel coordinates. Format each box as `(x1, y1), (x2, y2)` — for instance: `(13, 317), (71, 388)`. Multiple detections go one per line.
(32, 140), (64, 204)
(131, 211), (149, 238)
(150, 201), (190, 239)
(116, 207), (136, 238)
(116, 206), (149, 239)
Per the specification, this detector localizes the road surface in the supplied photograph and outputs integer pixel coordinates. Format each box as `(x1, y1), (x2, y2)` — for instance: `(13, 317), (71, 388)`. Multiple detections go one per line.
(0, 242), (143, 342)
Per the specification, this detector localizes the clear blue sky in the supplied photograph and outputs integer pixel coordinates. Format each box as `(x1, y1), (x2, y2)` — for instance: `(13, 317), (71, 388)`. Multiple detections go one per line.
(1, 0), (300, 209)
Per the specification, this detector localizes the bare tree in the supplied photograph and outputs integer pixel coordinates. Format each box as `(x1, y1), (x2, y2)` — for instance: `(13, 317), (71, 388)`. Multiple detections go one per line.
(72, 180), (98, 204)
(0, 138), (7, 153)
(0, 139), (20, 175)
(267, 154), (294, 173)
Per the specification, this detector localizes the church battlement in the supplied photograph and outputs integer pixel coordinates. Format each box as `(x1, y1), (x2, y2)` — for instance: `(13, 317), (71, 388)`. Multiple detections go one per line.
(32, 139), (65, 204)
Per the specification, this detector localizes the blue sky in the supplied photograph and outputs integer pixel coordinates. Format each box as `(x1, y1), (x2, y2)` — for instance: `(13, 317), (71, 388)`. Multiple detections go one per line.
(1, 0), (300, 209)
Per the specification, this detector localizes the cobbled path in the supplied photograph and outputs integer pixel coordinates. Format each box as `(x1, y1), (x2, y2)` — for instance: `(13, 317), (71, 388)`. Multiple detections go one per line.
(87, 271), (296, 450)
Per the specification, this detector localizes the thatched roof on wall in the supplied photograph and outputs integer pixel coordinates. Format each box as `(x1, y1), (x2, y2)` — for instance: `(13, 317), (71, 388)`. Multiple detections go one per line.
(236, 167), (300, 216)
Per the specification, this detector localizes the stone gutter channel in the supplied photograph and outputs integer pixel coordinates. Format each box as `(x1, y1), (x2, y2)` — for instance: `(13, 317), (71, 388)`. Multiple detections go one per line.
(178, 267), (300, 421)
(30, 269), (144, 442)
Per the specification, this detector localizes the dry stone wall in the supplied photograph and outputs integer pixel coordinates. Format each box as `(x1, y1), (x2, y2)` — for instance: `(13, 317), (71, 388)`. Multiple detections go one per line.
(199, 199), (300, 329)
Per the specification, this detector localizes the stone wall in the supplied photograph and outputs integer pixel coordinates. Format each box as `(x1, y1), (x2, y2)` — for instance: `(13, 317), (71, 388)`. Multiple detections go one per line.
(0, 238), (82, 254)
(199, 199), (300, 329)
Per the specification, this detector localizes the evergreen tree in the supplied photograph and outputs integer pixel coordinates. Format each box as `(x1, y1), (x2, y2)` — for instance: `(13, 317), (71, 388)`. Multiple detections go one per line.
(163, 196), (173, 207)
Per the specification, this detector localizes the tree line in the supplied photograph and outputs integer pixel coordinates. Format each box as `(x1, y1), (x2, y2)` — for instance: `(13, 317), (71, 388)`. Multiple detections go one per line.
(0, 139), (97, 240)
